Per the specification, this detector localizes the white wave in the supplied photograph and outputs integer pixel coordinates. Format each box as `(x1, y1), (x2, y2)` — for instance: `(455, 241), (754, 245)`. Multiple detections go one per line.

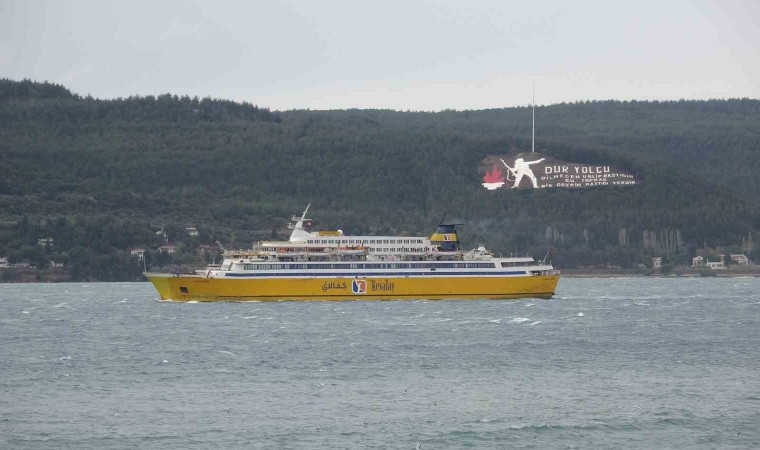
(489, 319), (502, 324)
(218, 350), (237, 357)
(243, 316), (257, 319)
(524, 303), (534, 307)
(529, 321), (541, 326)
(21, 310), (30, 314)
(187, 301), (199, 304)
(59, 355), (71, 360)
(577, 312), (584, 317)
(509, 317), (531, 324)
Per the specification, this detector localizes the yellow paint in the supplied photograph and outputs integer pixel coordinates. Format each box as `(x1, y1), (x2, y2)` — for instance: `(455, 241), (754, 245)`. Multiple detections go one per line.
(146, 273), (560, 302)
(429, 233), (458, 242)
(316, 231), (342, 236)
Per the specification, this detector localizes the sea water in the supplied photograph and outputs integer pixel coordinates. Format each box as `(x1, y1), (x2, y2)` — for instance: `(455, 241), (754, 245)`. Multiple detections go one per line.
(1, 278), (758, 449)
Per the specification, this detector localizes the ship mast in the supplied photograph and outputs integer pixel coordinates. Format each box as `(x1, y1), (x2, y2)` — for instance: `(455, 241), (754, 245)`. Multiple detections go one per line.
(288, 203), (313, 242)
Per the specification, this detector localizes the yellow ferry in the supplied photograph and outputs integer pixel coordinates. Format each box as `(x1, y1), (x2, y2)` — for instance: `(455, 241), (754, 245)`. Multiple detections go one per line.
(146, 205), (560, 301)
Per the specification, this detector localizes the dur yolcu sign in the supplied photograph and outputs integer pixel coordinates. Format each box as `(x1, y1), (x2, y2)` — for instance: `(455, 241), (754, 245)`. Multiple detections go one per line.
(480, 152), (639, 190)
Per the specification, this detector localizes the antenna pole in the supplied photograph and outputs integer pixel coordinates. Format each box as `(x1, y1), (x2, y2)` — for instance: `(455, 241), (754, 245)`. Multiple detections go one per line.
(532, 82), (535, 153)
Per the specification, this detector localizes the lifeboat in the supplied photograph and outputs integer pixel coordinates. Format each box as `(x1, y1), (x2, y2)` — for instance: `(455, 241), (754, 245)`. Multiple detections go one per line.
(335, 246), (366, 256)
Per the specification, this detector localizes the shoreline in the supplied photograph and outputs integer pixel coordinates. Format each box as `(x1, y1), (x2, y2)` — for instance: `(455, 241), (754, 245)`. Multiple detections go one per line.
(561, 273), (760, 278)
(560, 267), (760, 278)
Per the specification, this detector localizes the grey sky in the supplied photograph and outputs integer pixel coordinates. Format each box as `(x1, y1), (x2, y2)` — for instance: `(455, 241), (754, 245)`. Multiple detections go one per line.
(1, 0), (758, 110)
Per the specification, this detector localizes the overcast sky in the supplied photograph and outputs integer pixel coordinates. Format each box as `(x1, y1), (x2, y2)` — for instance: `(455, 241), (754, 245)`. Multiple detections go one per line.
(1, 0), (758, 110)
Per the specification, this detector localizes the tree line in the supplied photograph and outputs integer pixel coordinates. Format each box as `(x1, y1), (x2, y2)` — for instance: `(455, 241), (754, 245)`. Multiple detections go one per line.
(1, 79), (759, 280)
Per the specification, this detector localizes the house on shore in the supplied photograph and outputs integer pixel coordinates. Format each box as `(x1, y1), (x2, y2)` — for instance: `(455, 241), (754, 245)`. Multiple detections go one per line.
(706, 255), (725, 270)
(730, 254), (749, 265)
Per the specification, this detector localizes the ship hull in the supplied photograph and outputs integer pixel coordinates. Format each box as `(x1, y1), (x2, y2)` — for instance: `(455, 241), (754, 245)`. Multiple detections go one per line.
(146, 273), (560, 302)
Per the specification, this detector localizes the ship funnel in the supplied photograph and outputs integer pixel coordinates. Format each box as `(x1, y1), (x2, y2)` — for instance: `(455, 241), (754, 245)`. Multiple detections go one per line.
(429, 222), (463, 251)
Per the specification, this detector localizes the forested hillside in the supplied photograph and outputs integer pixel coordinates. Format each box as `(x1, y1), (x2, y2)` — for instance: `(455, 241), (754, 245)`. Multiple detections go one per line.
(1, 79), (758, 280)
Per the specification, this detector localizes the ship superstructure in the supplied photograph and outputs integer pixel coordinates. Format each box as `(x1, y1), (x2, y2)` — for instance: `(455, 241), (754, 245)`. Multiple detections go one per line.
(146, 205), (560, 301)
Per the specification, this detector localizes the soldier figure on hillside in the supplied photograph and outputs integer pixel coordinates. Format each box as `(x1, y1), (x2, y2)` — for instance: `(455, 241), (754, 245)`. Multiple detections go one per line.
(501, 157), (545, 188)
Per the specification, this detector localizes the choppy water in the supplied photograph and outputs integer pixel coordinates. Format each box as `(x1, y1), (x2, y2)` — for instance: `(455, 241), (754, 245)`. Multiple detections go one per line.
(1, 278), (759, 449)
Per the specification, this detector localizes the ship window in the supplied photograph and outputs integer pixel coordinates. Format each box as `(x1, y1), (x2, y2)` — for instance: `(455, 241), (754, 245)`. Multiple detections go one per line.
(179, 286), (188, 293)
